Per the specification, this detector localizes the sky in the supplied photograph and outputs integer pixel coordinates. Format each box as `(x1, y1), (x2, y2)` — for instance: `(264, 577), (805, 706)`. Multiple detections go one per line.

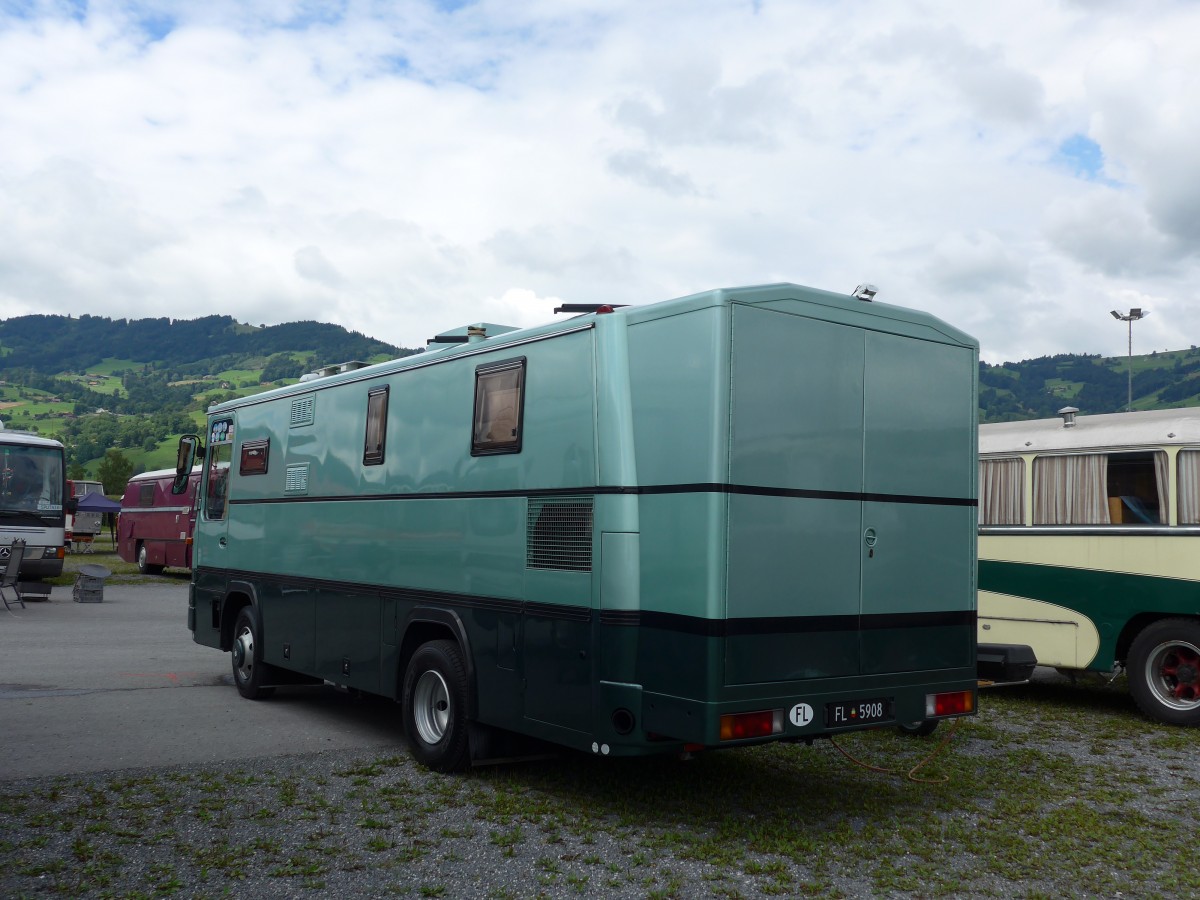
(1, 0), (1198, 364)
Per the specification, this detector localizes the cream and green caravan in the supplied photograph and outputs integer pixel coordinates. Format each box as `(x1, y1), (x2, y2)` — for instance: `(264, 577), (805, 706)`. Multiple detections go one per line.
(177, 282), (979, 771)
(979, 406), (1200, 725)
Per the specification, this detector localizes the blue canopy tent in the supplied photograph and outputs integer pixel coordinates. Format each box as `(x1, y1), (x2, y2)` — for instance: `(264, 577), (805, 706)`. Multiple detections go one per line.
(75, 491), (121, 514)
(72, 491), (122, 549)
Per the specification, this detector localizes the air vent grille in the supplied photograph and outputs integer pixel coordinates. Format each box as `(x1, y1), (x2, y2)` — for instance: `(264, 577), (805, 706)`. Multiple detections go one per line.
(290, 395), (315, 427)
(526, 497), (594, 572)
(285, 464), (309, 494)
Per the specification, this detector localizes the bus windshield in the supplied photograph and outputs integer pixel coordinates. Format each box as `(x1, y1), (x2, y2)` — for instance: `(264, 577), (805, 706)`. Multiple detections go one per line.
(0, 445), (65, 518)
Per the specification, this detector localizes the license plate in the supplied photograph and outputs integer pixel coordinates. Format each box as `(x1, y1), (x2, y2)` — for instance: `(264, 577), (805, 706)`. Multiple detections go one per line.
(825, 697), (893, 727)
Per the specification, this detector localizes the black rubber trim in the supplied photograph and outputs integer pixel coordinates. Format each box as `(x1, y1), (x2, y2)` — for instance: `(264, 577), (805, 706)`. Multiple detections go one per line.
(229, 482), (975, 508)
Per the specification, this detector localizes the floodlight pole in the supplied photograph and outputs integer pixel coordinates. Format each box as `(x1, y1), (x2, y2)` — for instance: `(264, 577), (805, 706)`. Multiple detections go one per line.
(1110, 309), (1149, 412)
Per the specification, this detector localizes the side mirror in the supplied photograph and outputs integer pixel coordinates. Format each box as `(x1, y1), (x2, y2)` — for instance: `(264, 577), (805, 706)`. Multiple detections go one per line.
(173, 434), (202, 495)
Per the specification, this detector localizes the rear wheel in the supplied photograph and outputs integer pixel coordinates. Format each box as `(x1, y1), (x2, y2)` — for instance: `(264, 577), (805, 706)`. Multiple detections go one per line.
(402, 640), (470, 772)
(1128, 618), (1200, 726)
(897, 719), (939, 737)
(136, 543), (164, 576)
(231, 607), (275, 700)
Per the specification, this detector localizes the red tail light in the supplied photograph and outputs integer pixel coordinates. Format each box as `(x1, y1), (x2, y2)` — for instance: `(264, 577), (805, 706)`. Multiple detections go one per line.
(926, 690), (975, 717)
(719, 709), (784, 741)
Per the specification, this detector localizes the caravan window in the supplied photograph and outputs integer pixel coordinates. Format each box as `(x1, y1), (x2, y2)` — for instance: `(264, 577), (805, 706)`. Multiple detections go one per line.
(240, 440), (270, 476)
(1032, 451), (1166, 525)
(363, 386), (389, 466)
(979, 458), (1024, 525)
(472, 358), (525, 456)
(1179, 450), (1200, 524)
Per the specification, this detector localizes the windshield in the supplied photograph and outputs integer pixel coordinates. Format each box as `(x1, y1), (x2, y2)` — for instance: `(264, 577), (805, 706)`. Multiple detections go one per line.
(0, 445), (65, 516)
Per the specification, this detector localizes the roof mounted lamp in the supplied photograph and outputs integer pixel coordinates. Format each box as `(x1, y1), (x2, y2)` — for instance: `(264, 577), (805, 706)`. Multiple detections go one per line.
(852, 283), (877, 302)
(1110, 308), (1149, 412)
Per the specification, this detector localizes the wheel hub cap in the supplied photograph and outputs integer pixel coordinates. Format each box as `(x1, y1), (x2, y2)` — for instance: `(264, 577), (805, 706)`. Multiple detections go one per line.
(1149, 641), (1200, 707)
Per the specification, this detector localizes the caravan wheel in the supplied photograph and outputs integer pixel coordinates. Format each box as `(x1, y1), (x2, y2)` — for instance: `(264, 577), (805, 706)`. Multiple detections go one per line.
(1129, 619), (1200, 726)
(402, 640), (470, 772)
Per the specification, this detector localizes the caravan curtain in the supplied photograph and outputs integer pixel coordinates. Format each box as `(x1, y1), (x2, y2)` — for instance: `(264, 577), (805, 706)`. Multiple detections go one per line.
(980, 458), (1024, 525)
(1154, 451), (1170, 524)
(1033, 454), (1109, 525)
(1180, 450), (1200, 524)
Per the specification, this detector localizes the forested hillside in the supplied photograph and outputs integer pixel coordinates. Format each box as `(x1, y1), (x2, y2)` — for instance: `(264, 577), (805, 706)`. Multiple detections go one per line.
(4, 310), (1200, 488)
(0, 313), (416, 487)
(0, 314), (403, 373)
(980, 347), (1200, 422)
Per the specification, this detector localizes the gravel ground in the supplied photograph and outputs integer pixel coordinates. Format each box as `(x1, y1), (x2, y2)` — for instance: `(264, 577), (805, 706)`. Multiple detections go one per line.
(1, 671), (1196, 899)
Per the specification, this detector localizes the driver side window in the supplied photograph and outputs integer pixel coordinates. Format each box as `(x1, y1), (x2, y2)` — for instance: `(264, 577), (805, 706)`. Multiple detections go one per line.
(206, 443), (232, 521)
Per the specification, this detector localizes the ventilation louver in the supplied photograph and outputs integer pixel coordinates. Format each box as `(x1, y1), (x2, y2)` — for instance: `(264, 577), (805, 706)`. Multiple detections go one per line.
(290, 395), (315, 427)
(526, 497), (594, 572)
(285, 464), (309, 494)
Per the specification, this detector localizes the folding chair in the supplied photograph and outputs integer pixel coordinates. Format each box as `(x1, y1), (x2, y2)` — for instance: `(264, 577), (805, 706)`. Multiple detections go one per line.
(1, 539), (28, 610)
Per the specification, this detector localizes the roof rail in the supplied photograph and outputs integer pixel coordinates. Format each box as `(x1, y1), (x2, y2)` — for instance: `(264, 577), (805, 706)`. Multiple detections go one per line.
(553, 303), (628, 314)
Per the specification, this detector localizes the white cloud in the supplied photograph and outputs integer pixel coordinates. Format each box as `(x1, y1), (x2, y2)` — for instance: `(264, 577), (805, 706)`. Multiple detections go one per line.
(0, 0), (1198, 367)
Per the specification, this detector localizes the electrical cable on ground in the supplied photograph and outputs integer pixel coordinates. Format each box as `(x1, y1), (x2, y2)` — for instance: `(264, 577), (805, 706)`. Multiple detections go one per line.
(829, 716), (964, 783)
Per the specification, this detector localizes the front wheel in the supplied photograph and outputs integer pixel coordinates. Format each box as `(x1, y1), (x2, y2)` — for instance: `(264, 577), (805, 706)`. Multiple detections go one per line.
(231, 607), (275, 700)
(402, 640), (471, 773)
(1128, 618), (1200, 726)
(136, 544), (164, 576)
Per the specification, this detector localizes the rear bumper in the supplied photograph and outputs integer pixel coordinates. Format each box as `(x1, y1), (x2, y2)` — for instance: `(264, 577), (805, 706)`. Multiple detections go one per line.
(623, 671), (978, 751)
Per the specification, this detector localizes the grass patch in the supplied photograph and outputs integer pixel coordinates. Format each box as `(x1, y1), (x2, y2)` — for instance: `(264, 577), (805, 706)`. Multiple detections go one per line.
(0, 677), (1192, 897)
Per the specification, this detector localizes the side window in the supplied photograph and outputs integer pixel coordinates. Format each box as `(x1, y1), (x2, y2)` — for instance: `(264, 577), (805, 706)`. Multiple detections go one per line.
(1180, 449), (1200, 524)
(138, 483), (155, 507)
(1107, 451), (1166, 524)
(979, 458), (1024, 525)
(1032, 451), (1166, 525)
(240, 439), (269, 476)
(363, 386), (389, 466)
(205, 418), (235, 521)
(472, 358), (526, 456)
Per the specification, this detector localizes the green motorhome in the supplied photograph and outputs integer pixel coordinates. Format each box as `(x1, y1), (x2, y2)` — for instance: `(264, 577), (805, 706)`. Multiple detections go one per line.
(178, 283), (979, 771)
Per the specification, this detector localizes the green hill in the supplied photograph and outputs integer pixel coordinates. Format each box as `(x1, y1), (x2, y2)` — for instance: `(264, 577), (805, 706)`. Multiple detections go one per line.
(4, 311), (1200, 481)
(0, 313), (417, 481)
(980, 347), (1200, 422)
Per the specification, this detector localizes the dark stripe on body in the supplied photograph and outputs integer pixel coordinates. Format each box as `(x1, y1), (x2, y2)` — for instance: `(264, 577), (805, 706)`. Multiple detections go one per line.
(229, 482), (976, 508)
(198, 567), (973, 633)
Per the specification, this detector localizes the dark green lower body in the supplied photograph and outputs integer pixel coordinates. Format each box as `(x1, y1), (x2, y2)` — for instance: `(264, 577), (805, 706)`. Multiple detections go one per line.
(190, 567), (976, 757)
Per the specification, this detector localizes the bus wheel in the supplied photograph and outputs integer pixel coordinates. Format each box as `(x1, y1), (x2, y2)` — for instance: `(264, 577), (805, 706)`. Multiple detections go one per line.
(402, 640), (470, 773)
(897, 719), (939, 737)
(1128, 619), (1200, 726)
(231, 607), (275, 701)
(136, 544), (164, 576)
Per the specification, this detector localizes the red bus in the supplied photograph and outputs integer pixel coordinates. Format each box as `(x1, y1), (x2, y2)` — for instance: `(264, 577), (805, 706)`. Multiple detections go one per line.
(117, 467), (201, 574)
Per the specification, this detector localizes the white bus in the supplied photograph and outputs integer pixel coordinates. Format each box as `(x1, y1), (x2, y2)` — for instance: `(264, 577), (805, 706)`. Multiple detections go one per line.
(978, 406), (1200, 725)
(0, 424), (69, 579)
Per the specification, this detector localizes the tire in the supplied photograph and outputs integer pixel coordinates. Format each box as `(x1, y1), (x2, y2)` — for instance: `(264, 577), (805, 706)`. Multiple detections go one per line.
(231, 607), (275, 700)
(136, 544), (164, 576)
(402, 640), (471, 773)
(1128, 618), (1200, 726)
(897, 719), (940, 737)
